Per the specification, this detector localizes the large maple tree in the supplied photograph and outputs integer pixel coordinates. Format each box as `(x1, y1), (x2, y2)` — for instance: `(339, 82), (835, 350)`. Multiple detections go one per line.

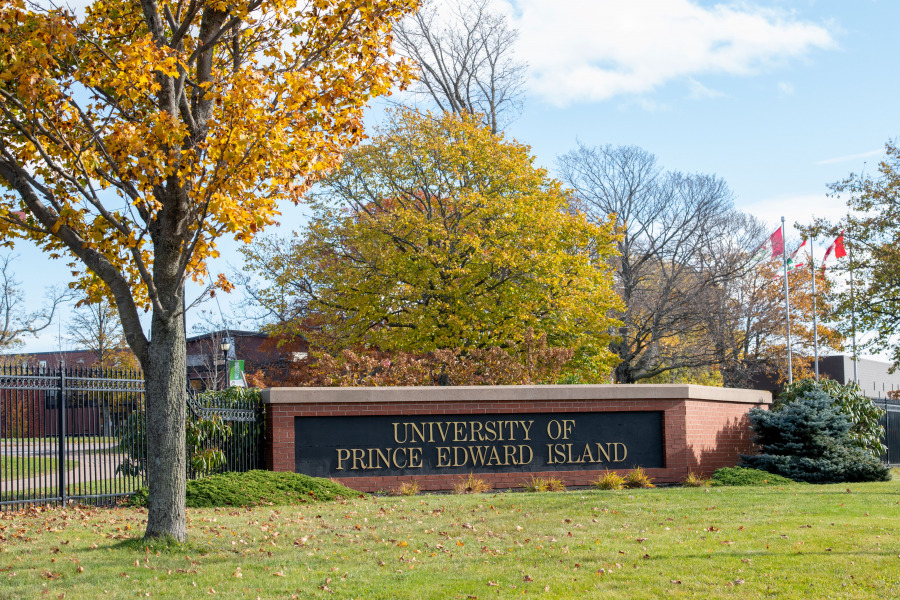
(0, 0), (417, 539)
(242, 109), (624, 379)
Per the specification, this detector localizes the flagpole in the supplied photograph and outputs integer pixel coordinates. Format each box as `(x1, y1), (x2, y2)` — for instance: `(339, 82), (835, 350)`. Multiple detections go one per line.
(848, 231), (858, 383)
(810, 236), (819, 380)
(781, 216), (792, 384)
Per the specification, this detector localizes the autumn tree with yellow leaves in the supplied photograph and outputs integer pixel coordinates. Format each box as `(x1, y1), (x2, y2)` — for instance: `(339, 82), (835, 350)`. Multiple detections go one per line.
(0, 0), (418, 539)
(242, 109), (623, 379)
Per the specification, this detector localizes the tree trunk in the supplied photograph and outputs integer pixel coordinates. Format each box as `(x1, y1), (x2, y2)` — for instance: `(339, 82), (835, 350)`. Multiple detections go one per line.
(143, 299), (187, 540)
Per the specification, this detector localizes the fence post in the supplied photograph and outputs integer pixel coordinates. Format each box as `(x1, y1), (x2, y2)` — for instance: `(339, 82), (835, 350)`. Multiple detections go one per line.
(57, 366), (67, 505)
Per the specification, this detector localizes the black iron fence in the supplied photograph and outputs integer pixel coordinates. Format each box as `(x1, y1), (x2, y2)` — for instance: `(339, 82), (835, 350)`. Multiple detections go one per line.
(0, 365), (262, 509)
(875, 398), (900, 466)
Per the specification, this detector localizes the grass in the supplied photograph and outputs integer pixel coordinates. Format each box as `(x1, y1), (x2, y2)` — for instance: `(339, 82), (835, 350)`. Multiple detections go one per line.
(0, 470), (898, 599)
(0, 456), (77, 479)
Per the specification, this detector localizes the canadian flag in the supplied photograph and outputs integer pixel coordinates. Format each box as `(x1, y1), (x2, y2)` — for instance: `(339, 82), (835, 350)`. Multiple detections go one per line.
(821, 231), (847, 274)
(751, 227), (784, 263)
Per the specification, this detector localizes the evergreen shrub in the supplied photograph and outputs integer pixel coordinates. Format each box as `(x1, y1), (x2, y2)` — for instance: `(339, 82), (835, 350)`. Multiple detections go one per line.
(776, 378), (886, 456)
(127, 470), (360, 507)
(740, 390), (891, 483)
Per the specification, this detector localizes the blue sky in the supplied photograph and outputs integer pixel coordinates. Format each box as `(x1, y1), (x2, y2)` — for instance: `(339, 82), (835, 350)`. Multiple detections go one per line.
(8, 0), (900, 353)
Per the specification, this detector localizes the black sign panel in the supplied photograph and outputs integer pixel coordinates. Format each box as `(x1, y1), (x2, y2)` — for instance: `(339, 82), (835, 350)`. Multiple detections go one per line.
(294, 411), (664, 478)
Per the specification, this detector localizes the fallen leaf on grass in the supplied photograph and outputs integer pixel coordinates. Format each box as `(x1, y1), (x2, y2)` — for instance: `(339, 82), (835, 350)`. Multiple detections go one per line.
(523, 575), (533, 582)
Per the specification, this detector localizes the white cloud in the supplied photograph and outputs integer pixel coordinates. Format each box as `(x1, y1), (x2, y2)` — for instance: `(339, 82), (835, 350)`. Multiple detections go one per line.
(777, 81), (795, 95)
(502, 0), (834, 107)
(815, 149), (883, 166)
(741, 193), (847, 233)
(688, 78), (726, 99)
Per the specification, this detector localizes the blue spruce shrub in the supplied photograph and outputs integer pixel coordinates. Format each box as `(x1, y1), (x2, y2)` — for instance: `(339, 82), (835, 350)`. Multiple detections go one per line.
(740, 390), (890, 483)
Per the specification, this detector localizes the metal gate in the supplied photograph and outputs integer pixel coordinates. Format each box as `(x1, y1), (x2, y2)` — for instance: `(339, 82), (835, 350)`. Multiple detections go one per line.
(877, 399), (900, 466)
(1, 365), (262, 509)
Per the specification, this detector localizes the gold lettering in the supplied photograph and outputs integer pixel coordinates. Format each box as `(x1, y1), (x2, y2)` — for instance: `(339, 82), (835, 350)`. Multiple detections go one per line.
(578, 444), (594, 464)
(520, 420), (534, 441)
(351, 448), (367, 470)
(436, 447), (451, 467)
(503, 445), (517, 466)
(595, 443), (612, 463)
(408, 447), (423, 468)
(436, 421), (452, 442)
(483, 421), (497, 442)
(392, 447), (408, 468)
(565, 444), (583, 464)
(470, 421), (484, 441)
(393, 422), (407, 444)
(546, 444), (555, 464)
(409, 422), (427, 444)
(372, 447), (391, 469)
(468, 445), (490, 466)
(547, 420), (562, 440)
(336, 449), (350, 470)
(453, 446), (468, 467)
(453, 422), (467, 442)
(553, 444), (567, 463)
(519, 445), (533, 465)
(561, 420), (575, 440)
(488, 445), (502, 466)
(613, 443), (627, 462)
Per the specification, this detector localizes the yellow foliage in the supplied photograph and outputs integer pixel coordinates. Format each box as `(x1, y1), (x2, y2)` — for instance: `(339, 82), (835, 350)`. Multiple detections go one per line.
(0, 0), (418, 361)
(244, 110), (623, 378)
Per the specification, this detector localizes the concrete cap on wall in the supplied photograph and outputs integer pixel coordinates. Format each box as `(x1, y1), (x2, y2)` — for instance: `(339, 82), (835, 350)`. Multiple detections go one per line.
(261, 384), (772, 405)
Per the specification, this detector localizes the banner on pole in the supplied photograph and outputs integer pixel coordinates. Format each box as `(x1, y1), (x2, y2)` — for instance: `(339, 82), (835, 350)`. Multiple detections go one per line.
(227, 360), (246, 388)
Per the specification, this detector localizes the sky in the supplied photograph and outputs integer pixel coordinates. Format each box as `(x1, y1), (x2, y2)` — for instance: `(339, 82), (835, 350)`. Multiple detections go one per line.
(8, 0), (900, 355)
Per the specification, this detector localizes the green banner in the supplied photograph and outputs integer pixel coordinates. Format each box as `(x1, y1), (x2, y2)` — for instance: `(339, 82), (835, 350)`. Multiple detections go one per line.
(227, 360), (245, 388)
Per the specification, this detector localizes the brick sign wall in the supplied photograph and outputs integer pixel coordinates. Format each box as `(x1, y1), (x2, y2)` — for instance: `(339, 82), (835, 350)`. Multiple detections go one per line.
(263, 385), (770, 492)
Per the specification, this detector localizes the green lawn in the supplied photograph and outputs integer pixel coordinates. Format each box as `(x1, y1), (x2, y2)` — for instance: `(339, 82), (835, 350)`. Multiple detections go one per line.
(0, 475), (898, 599)
(0, 456), (77, 479)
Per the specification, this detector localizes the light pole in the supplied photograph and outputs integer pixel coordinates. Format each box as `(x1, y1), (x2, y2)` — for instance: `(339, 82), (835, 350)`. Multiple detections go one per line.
(220, 339), (231, 390)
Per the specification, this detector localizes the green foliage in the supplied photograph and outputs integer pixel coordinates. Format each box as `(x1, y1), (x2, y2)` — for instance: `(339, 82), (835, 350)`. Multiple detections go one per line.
(681, 471), (710, 487)
(741, 390), (891, 483)
(710, 466), (797, 486)
(521, 476), (566, 492)
(593, 470), (625, 490)
(242, 109), (623, 380)
(185, 415), (231, 475)
(127, 470), (360, 508)
(623, 466), (655, 489)
(822, 140), (900, 368)
(776, 378), (886, 456)
(117, 387), (262, 478)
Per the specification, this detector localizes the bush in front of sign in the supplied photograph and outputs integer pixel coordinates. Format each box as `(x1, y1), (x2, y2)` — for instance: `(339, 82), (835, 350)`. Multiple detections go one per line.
(593, 470), (625, 490)
(623, 467), (656, 489)
(681, 471), (710, 488)
(389, 481), (420, 496)
(521, 476), (566, 492)
(741, 390), (891, 483)
(452, 473), (492, 494)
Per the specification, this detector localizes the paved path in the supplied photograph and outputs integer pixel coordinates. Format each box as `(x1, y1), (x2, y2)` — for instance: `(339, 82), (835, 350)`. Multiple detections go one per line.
(1, 449), (135, 500)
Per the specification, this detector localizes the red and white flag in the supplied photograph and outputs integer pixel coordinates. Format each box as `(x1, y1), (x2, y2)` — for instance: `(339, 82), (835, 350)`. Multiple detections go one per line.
(821, 231), (847, 274)
(752, 227), (784, 263)
(774, 239), (806, 278)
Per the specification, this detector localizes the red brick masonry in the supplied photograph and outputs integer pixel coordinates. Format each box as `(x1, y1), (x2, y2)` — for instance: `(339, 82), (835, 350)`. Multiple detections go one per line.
(262, 384), (771, 491)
